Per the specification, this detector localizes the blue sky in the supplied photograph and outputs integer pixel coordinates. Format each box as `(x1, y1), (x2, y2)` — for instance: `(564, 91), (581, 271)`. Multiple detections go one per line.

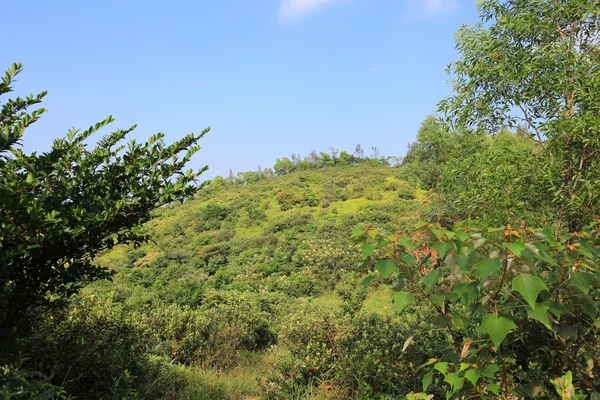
(3, 0), (479, 179)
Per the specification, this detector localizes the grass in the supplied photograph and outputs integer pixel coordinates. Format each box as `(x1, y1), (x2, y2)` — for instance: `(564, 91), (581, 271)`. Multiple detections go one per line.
(363, 285), (394, 315)
(162, 349), (282, 400)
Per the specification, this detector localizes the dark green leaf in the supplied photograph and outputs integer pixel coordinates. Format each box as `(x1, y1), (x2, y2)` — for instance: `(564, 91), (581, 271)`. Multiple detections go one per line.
(423, 268), (443, 290)
(568, 272), (593, 295)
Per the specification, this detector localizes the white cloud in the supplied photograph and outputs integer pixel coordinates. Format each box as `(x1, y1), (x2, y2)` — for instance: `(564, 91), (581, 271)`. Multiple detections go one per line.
(407, 0), (460, 16)
(279, 0), (346, 20)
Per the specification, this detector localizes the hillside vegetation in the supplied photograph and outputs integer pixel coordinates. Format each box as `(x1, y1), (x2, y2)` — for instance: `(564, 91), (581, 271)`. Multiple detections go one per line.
(2, 1), (600, 399)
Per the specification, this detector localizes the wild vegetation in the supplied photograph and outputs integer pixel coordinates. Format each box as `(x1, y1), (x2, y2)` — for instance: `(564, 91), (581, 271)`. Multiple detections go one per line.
(1, 0), (600, 399)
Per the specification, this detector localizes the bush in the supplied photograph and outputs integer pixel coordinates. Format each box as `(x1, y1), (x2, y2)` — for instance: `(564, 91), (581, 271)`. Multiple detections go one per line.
(269, 304), (452, 398)
(277, 190), (300, 211)
(280, 272), (319, 297)
(26, 294), (153, 400)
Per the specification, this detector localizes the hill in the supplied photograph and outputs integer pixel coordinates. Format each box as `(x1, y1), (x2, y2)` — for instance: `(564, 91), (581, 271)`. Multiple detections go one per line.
(34, 163), (441, 399)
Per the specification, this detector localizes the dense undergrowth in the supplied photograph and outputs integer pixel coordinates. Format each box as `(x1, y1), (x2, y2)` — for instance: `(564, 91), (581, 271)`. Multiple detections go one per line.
(7, 164), (445, 399)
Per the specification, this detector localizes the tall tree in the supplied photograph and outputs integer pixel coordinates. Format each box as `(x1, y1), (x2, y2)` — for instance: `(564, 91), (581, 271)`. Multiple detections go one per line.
(439, 0), (600, 231)
(0, 63), (209, 357)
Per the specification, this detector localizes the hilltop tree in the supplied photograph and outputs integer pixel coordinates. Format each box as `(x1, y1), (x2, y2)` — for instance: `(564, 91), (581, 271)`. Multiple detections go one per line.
(403, 115), (458, 189)
(439, 0), (600, 231)
(0, 63), (209, 357)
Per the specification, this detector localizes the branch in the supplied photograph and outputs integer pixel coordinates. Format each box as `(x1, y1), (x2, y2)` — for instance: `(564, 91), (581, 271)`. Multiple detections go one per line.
(517, 104), (555, 160)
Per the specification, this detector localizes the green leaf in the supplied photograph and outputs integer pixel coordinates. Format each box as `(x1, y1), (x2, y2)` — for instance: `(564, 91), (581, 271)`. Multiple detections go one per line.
(361, 275), (374, 289)
(376, 258), (397, 278)
(512, 274), (548, 309)
(479, 363), (500, 378)
(432, 242), (453, 260)
(456, 254), (471, 272)
(430, 294), (445, 308)
(361, 244), (375, 260)
(527, 303), (552, 330)
(463, 282), (479, 306)
(576, 247), (594, 259)
(568, 272), (593, 295)
(444, 373), (464, 395)
(366, 229), (378, 240)
(434, 362), (449, 375)
(475, 258), (501, 280)
(422, 371), (434, 392)
(456, 231), (470, 242)
(479, 313), (516, 348)
(464, 369), (481, 387)
(431, 228), (445, 239)
(351, 229), (364, 238)
(504, 242), (527, 256)
(488, 382), (500, 395)
(392, 291), (415, 313)
(423, 268), (443, 290)
(402, 253), (418, 266)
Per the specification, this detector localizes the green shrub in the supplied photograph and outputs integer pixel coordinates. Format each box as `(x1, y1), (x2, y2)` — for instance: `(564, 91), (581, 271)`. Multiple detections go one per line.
(277, 189), (300, 211)
(270, 304), (452, 398)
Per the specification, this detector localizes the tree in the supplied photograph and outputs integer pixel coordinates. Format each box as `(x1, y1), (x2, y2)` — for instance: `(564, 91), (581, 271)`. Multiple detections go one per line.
(354, 144), (364, 159)
(403, 115), (459, 190)
(273, 157), (294, 176)
(0, 63), (209, 357)
(438, 0), (600, 231)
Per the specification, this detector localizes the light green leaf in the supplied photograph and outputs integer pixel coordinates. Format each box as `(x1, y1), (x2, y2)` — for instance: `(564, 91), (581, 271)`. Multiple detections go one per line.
(444, 373), (464, 395)
(568, 272), (593, 295)
(464, 369), (481, 387)
(434, 362), (449, 375)
(527, 303), (552, 330)
(512, 274), (548, 309)
(504, 242), (527, 256)
(351, 229), (364, 238)
(432, 242), (453, 260)
(376, 258), (397, 278)
(479, 313), (516, 347)
(392, 291), (415, 313)
(479, 363), (500, 378)
(361, 244), (375, 260)
(431, 229), (445, 239)
(475, 258), (500, 280)
(456, 231), (470, 242)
